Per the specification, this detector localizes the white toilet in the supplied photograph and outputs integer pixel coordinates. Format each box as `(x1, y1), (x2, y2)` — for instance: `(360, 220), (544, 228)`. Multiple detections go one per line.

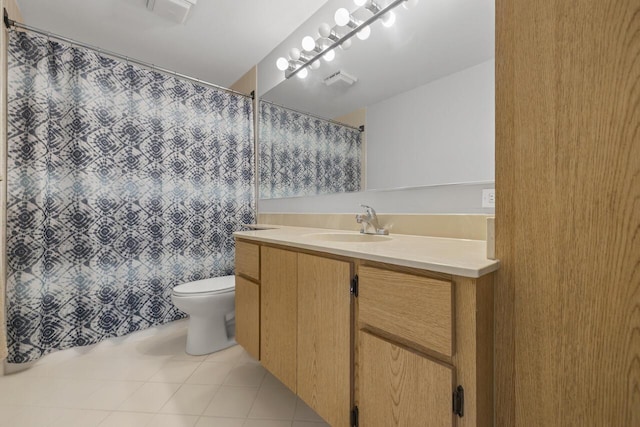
(171, 275), (236, 355)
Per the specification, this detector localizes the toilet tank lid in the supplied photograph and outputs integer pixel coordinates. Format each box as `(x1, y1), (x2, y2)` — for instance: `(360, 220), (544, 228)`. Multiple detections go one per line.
(173, 275), (235, 295)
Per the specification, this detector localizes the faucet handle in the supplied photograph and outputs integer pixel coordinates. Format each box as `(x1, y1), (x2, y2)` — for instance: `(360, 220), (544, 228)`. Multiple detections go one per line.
(360, 204), (376, 216)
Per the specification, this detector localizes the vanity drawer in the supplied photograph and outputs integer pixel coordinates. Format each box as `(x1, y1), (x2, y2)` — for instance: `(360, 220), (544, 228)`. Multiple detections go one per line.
(358, 265), (454, 357)
(236, 240), (260, 281)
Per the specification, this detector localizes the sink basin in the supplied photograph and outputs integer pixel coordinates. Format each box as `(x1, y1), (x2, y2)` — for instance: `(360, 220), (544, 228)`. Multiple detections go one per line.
(305, 232), (392, 243)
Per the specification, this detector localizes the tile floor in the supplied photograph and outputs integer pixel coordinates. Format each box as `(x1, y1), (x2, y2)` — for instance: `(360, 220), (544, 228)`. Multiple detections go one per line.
(0, 319), (329, 427)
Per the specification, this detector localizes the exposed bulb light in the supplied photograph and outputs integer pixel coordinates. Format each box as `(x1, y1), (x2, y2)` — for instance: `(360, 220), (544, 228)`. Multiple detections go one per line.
(276, 57), (290, 71)
(318, 23), (332, 38)
(334, 8), (351, 26)
(282, 0), (409, 79)
(323, 49), (336, 62)
(302, 36), (316, 52)
(289, 48), (301, 60)
(356, 25), (371, 40)
(381, 11), (396, 27)
(297, 68), (309, 79)
(403, 0), (419, 9)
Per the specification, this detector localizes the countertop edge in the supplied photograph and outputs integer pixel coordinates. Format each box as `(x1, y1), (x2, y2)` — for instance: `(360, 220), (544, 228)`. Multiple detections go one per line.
(234, 231), (500, 278)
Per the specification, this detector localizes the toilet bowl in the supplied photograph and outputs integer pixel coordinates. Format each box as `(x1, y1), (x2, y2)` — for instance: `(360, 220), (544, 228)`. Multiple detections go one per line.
(171, 275), (236, 355)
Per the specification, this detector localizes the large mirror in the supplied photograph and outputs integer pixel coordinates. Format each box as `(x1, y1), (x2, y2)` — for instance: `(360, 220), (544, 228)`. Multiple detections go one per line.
(257, 0), (495, 199)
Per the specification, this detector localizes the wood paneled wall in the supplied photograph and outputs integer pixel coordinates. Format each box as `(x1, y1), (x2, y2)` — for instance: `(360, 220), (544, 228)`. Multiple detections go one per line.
(495, 0), (640, 425)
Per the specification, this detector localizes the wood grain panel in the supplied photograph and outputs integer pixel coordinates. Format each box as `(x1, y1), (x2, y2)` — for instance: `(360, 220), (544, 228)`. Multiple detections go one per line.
(234, 275), (259, 360)
(260, 246), (297, 392)
(496, 0), (640, 425)
(235, 240), (260, 281)
(358, 265), (453, 357)
(358, 330), (454, 427)
(297, 253), (351, 427)
(451, 274), (494, 427)
(494, 0), (515, 423)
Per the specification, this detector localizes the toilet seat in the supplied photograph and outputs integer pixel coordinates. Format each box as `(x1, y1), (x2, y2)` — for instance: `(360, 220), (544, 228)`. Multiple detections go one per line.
(172, 276), (235, 297)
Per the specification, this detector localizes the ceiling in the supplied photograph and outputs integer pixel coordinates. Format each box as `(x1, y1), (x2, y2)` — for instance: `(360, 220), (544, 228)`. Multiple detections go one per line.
(15, 0), (329, 87)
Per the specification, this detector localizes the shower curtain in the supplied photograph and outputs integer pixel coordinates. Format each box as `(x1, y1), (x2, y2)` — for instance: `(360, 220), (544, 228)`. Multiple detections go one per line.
(5, 31), (255, 363)
(259, 101), (362, 199)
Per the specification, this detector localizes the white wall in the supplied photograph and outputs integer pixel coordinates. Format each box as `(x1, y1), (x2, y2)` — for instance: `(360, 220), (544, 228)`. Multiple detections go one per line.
(366, 60), (495, 190)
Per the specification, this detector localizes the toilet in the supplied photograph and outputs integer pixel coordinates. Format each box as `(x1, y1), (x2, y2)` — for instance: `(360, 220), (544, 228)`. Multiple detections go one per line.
(171, 275), (236, 355)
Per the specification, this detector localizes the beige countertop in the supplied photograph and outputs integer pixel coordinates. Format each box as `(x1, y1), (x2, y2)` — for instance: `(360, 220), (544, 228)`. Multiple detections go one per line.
(234, 225), (500, 278)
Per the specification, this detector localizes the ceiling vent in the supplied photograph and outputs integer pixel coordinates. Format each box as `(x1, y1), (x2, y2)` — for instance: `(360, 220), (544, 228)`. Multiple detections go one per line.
(324, 70), (358, 88)
(146, 0), (198, 24)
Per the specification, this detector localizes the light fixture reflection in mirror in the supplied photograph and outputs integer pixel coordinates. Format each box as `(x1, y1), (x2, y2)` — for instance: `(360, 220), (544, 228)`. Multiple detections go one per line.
(357, 25), (371, 40)
(318, 23), (333, 38)
(382, 11), (396, 27)
(403, 0), (419, 9)
(276, 57), (289, 71)
(334, 8), (351, 27)
(323, 49), (336, 62)
(297, 68), (309, 79)
(302, 36), (316, 52)
(289, 48), (301, 60)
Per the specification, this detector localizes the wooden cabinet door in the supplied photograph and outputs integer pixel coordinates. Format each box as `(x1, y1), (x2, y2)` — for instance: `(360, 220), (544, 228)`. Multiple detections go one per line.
(235, 275), (260, 360)
(260, 246), (297, 392)
(297, 253), (352, 427)
(358, 330), (455, 427)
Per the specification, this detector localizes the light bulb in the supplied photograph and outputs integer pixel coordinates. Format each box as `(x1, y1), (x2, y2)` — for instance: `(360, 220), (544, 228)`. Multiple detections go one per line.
(403, 0), (419, 9)
(323, 49), (335, 62)
(310, 60), (320, 70)
(276, 57), (289, 71)
(297, 68), (309, 79)
(302, 36), (316, 52)
(334, 8), (351, 26)
(382, 11), (396, 27)
(340, 38), (352, 50)
(354, 0), (367, 5)
(289, 48), (301, 60)
(356, 25), (371, 40)
(318, 23), (332, 38)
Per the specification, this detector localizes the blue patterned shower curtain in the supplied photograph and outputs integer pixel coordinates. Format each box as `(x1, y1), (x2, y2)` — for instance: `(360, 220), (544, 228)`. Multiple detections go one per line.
(5, 32), (255, 363)
(259, 101), (362, 199)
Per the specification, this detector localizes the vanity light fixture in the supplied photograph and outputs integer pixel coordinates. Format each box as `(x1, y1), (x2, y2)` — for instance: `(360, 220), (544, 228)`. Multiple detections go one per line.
(276, 0), (416, 79)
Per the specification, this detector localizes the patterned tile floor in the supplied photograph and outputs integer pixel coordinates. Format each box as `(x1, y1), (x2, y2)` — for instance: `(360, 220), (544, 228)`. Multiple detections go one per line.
(0, 319), (329, 427)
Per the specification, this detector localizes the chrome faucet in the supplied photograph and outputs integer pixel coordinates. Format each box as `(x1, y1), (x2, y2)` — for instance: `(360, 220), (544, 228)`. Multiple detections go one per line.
(355, 204), (388, 235)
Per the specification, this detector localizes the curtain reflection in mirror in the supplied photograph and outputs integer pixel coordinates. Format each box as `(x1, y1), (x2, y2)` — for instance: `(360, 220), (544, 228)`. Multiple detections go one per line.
(259, 101), (362, 199)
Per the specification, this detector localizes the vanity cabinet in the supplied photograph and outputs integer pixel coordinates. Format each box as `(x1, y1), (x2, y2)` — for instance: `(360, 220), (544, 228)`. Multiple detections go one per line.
(235, 235), (494, 427)
(236, 239), (353, 426)
(356, 265), (494, 427)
